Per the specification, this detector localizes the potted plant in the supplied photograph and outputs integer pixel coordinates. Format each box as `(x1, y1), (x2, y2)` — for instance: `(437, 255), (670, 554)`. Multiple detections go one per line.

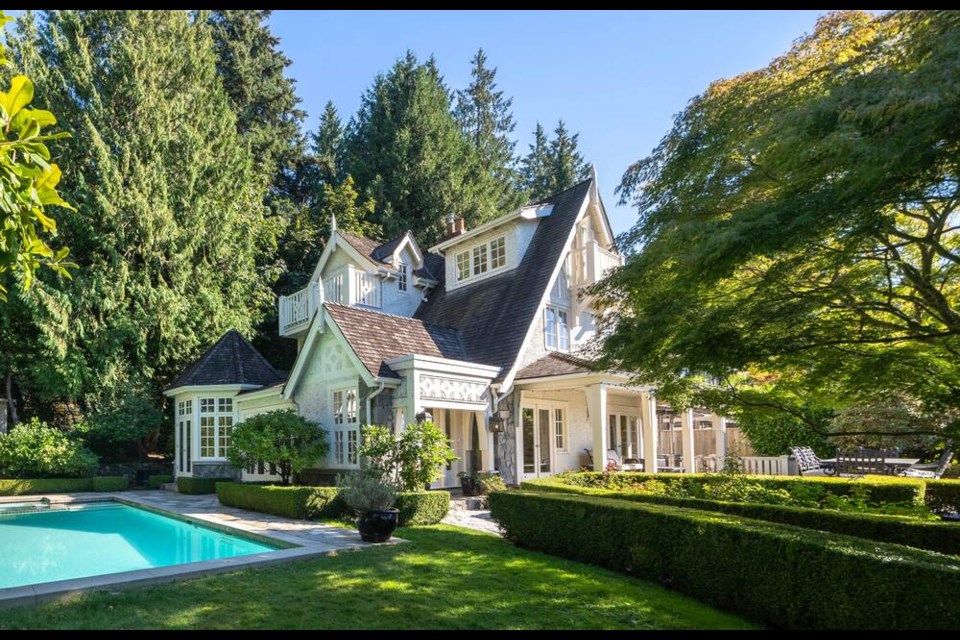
(457, 470), (479, 497)
(337, 468), (398, 543)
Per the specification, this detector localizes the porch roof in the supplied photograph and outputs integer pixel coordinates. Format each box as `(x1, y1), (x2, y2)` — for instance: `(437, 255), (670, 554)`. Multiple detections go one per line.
(515, 352), (595, 380)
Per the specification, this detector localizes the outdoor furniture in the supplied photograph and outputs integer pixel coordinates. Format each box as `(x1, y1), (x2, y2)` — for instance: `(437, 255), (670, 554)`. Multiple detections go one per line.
(818, 456), (920, 476)
(607, 449), (644, 472)
(835, 449), (889, 477)
(656, 453), (684, 473)
(789, 446), (828, 476)
(902, 448), (954, 479)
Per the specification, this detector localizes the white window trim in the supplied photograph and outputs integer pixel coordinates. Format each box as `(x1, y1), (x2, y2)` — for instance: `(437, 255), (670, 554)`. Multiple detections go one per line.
(544, 304), (571, 352)
(397, 261), (408, 292)
(331, 386), (360, 467)
(454, 234), (508, 283)
(196, 395), (235, 461)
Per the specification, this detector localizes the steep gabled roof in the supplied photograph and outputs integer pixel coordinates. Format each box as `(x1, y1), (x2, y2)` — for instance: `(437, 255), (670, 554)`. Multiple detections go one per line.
(166, 329), (285, 391)
(415, 180), (593, 379)
(325, 303), (467, 379)
(515, 352), (595, 380)
(337, 231), (389, 265)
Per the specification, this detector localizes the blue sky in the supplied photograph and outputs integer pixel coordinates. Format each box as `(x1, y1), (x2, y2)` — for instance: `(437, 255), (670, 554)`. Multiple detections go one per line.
(273, 11), (827, 235)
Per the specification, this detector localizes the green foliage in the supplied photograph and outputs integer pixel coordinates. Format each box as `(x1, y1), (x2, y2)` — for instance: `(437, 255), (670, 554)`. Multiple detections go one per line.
(520, 120), (589, 201)
(176, 475), (234, 495)
(0, 477), (92, 495)
(395, 490), (449, 526)
(91, 475), (128, 492)
(926, 480), (960, 515)
(735, 407), (833, 457)
(0, 418), (97, 478)
(344, 51), (505, 246)
(227, 410), (328, 485)
(72, 385), (164, 461)
(0, 11), (74, 302)
(599, 10), (960, 442)
(337, 468), (396, 514)
(147, 474), (173, 490)
(523, 478), (960, 555)
(216, 481), (342, 519)
(535, 472), (926, 513)
(490, 491), (960, 629)
(313, 101), (344, 186)
(9, 10), (277, 417)
(476, 471), (506, 495)
(358, 422), (457, 492)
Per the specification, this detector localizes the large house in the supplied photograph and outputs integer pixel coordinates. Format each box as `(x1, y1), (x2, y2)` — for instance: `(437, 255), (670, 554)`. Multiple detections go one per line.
(165, 175), (733, 486)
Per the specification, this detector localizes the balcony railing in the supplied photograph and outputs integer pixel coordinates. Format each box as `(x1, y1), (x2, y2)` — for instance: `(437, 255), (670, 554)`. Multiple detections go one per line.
(279, 281), (321, 337)
(572, 241), (622, 288)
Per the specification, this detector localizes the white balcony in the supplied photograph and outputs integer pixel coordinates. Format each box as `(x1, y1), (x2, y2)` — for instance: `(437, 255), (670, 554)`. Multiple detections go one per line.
(279, 281), (321, 337)
(572, 241), (622, 288)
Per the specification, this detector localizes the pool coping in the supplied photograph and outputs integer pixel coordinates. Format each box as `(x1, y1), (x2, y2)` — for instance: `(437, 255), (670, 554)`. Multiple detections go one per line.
(0, 493), (396, 609)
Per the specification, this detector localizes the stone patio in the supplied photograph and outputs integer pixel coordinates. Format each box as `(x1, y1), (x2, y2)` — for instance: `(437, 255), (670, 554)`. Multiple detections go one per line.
(0, 490), (396, 609)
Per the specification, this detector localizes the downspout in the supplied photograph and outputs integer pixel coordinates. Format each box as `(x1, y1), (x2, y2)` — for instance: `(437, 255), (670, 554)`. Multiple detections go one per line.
(366, 381), (387, 426)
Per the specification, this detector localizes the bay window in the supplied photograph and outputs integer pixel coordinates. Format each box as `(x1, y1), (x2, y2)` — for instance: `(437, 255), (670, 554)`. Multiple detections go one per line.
(198, 397), (233, 459)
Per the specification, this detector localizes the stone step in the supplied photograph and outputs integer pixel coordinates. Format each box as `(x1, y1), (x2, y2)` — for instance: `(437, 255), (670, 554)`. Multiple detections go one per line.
(449, 496), (485, 511)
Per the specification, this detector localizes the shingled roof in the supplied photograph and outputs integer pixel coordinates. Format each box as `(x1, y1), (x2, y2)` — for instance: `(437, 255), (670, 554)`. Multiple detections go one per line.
(415, 179), (593, 380)
(325, 303), (467, 378)
(167, 329), (285, 391)
(515, 352), (596, 380)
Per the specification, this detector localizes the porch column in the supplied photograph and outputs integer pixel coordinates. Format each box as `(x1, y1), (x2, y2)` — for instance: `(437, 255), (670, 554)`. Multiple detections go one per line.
(712, 413), (727, 469)
(681, 408), (696, 474)
(586, 384), (609, 471)
(640, 391), (658, 473)
(476, 410), (494, 472)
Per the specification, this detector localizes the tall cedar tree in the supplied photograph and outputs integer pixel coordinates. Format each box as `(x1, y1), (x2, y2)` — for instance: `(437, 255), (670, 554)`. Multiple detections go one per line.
(10, 11), (276, 429)
(314, 100), (344, 186)
(521, 120), (589, 201)
(344, 52), (500, 246)
(455, 49), (523, 213)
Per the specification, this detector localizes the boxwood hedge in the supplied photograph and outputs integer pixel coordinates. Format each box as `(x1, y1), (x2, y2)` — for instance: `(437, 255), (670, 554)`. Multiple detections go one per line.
(926, 479), (960, 515)
(395, 491), (449, 526)
(216, 482), (342, 519)
(177, 476), (234, 495)
(148, 474), (174, 490)
(91, 476), (128, 492)
(0, 478), (93, 495)
(523, 479), (960, 555)
(490, 491), (960, 629)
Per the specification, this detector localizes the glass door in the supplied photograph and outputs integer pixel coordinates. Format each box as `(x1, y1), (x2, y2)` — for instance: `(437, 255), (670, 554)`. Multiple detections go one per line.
(522, 405), (555, 479)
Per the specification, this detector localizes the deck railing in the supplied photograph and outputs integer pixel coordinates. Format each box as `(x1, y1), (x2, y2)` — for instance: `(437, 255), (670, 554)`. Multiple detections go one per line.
(278, 281), (321, 336)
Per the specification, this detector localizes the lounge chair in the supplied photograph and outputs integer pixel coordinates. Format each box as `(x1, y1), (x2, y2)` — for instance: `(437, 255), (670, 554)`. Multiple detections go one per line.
(789, 446), (828, 476)
(607, 449), (644, 472)
(902, 448), (954, 479)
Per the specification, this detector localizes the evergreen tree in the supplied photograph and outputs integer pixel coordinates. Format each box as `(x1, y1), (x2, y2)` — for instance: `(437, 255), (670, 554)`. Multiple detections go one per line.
(344, 52), (498, 245)
(455, 49), (522, 211)
(519, 123), (552, 200)
(11, 10), (276, 426)
(314, 101), (344, 186)
(548, 120), (589, 194)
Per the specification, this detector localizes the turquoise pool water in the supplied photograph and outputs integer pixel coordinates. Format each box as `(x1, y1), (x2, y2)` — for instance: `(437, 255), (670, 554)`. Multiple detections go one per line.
(0, 502), (277, 589)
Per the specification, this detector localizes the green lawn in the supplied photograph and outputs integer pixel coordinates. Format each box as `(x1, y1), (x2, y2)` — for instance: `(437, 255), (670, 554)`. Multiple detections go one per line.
(0, 525), (754, 630)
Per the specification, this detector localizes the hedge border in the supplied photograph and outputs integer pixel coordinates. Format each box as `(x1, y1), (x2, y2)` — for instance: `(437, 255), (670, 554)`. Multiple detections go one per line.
(91, 476), (128, 492)
(490, 491), (960, 629)
(926, 479), (960, 514)
(395, 491), (449, 526)
(177, 476), (234, 495)
(148, 474), (174, 490)
(215, 482), (342, 519)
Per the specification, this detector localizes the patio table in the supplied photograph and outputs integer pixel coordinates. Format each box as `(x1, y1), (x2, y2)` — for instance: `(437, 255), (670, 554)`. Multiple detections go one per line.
(818, 457), (920, 476)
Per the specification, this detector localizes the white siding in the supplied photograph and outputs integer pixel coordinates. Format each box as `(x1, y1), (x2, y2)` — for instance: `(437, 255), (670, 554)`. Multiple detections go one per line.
(381, 245), (422, 318)
(520, 389), (590, 474)
(443, 219), (540, 292)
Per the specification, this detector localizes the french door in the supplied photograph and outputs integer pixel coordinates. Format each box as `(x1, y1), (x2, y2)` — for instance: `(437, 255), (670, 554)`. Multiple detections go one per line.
(522, 405), (554, 479)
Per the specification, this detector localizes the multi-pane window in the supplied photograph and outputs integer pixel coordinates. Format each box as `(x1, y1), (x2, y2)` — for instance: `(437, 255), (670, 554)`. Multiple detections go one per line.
(334, 431), (345, 465)
(473, 244), (488, 276)
(198, 397), (233, 459)
(490, 237), (506, 269)
(333, 388), (358, 425)
(177, 400), (193, 473)
(455, 236), (507, 282)
(333, 388), (359, 466)
(347, 430), (358, 464)
(544, 306), (570, 351)
(554, 408), (566, 451)
(397, 262), (408, 291)
(456, 251), (471, 281)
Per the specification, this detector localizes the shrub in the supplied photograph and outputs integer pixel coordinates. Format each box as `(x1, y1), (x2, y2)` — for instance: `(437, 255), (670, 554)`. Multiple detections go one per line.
(148, 474), (174, 489)
(73, 386), (164, 461)
(395, 491), (449, 526)
(227, 410), (328, 485)
(490, 491), (960, 629)
(216, 482), (342, 519)
(0, 478), (94, 495)
(177, 476), (233, 495)
(337, 468), (396, 515)
(358, 422), (457, 491)
(0, 418), (98, 478)
(92, 476), (129, 492)
(926, 479), (960, 515)
(476, 472), (506, 495)
(522, 480), (960, 555)
(545, 472), (925, 512)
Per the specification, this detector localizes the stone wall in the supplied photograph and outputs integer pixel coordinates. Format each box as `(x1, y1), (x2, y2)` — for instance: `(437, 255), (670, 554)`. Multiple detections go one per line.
(495, 391), (518, 485)
(99, 460), (174, 485)
(191, 461), (239, 480)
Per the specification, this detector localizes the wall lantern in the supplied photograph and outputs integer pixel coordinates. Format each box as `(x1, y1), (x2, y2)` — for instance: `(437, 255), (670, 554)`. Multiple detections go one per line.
(415, 410), (433, 425)
(488, 408), (510, 433)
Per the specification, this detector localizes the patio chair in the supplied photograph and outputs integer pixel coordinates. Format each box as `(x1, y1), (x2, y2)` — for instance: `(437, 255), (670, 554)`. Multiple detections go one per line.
(607, 449), (644, 472)
(789, 446), (828, 476)
(902, 448), (954, 479)
(836, 449), (889, 477)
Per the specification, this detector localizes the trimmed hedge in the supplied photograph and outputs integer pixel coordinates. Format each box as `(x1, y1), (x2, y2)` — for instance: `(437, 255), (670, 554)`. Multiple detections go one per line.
(523, 479), (960, 555)
(545, 472), (925, 508)
(926, 479), (960, 514)
(177, 476), (234, 495)
(0, 478), (93, 495)
(215, 482), (342, 519)
(148, 474), (174, 490)
(91, 476), (128, 492)
(395, 491), (449, 526)
(490, 491), (960, 629)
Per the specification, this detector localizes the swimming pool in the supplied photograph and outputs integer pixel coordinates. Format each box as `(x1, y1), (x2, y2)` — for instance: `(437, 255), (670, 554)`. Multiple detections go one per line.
(0, 502), (278, 589)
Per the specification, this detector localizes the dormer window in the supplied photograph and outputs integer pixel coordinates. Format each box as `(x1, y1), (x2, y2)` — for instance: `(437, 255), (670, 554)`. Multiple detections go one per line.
(397, 262), (408, 291)
(455, 235), (507, 283)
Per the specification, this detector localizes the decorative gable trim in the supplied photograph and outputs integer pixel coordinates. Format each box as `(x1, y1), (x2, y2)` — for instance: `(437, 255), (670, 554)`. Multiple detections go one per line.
(311, 232), (381, 284)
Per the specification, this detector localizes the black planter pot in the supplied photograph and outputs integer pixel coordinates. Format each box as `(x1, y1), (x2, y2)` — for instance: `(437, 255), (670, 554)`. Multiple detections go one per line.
(460, 475), (479, 497)
(357, 508), (399, 543)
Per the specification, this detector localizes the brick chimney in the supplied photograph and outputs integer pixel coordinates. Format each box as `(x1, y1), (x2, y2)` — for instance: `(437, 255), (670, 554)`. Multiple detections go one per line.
(444, 214), (467, 239)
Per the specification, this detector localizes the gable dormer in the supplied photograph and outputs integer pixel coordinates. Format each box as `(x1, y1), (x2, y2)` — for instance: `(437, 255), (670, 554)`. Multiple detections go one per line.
(279, 220), (433, 338)
(430, 203), (554, 293)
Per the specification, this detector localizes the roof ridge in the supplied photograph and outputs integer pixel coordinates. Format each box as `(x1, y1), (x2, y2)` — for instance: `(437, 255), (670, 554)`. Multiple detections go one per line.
(324, 302), (457, 331)
(528, 177), (593, 206)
